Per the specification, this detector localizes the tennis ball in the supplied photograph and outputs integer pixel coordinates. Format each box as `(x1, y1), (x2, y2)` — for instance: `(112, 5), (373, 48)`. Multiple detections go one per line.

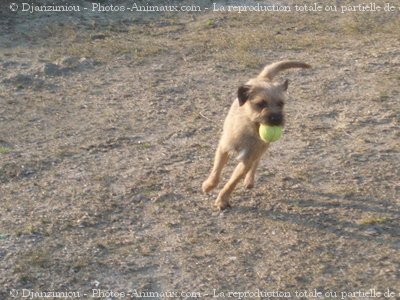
(259, 125), (283, 143)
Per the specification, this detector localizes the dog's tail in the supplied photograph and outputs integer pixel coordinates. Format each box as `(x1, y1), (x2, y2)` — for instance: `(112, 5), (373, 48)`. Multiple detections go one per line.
(257, 61), (311, 80)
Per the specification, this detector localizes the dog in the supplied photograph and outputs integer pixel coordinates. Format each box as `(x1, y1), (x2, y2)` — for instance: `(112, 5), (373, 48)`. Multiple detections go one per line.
(202, 61), (311, 210)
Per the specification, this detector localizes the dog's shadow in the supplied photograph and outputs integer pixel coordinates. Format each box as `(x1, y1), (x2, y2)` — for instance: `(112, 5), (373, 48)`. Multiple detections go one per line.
(223, 189), (399, 247)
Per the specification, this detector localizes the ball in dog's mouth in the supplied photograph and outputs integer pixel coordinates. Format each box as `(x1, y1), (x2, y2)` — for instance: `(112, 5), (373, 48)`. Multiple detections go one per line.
(259, 124), (283, 143)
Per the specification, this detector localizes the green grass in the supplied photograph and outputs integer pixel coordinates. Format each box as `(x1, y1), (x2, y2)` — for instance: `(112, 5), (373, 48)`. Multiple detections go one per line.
(0, 146), (11, 154)
(205, 19), (215, 27)
(358, 217), (390, 225)
(15, 224), (40, 236)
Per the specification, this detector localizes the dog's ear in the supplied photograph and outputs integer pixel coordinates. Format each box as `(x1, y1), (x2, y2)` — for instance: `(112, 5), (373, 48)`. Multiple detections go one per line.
(237, 85), (252, 106)
(282, 79), (289, 91)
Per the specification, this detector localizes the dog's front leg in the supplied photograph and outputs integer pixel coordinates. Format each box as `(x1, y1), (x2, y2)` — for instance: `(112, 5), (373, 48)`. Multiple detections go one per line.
(202, 145), (229, 193)
(243, 157), (261, 189)
(215, 159), (253, 210)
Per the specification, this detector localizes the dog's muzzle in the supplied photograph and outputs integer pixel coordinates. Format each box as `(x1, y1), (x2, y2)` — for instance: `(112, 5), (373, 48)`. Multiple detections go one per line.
(267, 113), (284, 126)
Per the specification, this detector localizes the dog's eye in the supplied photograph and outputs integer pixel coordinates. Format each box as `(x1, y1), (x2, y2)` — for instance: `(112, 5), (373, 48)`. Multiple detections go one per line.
(257, 102), (268, 109)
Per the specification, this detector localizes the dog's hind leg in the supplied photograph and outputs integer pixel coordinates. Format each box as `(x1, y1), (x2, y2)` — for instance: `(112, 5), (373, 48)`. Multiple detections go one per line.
(202, 145), (229, 193)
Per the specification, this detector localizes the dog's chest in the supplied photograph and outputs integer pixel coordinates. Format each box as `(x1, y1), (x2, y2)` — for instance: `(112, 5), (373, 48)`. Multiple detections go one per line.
(234, 135), (267, 161)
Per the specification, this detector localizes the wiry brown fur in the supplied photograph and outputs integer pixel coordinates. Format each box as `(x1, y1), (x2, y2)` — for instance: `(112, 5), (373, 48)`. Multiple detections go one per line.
(202, 61), (311, 210)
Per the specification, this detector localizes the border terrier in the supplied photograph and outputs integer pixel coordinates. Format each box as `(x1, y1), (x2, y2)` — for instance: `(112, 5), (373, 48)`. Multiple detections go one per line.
(202, 61), (311, 210)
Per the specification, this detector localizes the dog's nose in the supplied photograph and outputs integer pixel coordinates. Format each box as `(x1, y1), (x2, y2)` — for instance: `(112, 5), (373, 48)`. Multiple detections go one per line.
(269, 114), (283, 124)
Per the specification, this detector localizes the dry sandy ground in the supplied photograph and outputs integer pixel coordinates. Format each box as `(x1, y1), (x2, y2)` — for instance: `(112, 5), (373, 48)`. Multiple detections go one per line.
(0, 0), (399, 299)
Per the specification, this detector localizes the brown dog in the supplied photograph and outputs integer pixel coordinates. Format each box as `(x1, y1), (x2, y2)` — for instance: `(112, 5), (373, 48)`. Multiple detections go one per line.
(202, 61), (311, 210)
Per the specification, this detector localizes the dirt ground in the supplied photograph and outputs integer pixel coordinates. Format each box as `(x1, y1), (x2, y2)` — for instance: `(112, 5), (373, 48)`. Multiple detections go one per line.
(0, 0), (399, 299)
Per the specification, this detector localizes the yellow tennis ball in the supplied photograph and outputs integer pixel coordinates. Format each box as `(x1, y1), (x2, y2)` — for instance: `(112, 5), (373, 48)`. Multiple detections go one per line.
(259, 125), (283, 143)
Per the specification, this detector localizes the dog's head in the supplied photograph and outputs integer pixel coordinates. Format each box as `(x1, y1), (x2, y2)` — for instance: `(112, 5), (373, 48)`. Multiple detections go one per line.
(238, 81), (287, 126)
(237, 61), (311, 126)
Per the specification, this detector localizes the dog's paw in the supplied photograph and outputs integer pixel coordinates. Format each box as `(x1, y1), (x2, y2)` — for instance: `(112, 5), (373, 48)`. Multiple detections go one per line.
(214, 200), (231, 211)
(243, 177), (255, 189)
(202, 179), (218, 193)
(214, 196), (231, 211)
(244, 181), (254, 189)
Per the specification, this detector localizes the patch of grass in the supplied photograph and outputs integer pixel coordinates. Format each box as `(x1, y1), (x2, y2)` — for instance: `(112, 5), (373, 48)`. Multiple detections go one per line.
(15, 224), (40, 236)
(205, 19), (215, 27)
(136, 142), (152, 149)
(358, 217), (390, 225)
(0, 146), (11, 154)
